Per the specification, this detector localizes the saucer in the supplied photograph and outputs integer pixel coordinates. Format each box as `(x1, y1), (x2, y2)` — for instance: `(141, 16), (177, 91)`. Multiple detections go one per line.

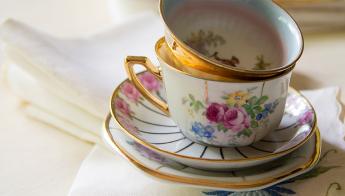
(103, 114), (321, 192)
(110, 74), (316, 170)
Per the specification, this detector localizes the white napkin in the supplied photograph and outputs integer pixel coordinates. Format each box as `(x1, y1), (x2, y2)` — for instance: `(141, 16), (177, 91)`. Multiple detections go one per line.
(0, 14), (163, 144)
(69, 87), (345, 196)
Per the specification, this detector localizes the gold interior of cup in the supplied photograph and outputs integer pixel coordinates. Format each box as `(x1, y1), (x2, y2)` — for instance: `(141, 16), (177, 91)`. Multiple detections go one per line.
(155, 37), (293, 83)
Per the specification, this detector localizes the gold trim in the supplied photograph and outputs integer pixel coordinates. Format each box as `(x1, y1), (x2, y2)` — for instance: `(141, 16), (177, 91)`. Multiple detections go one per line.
(124, 56), (169, 115)
(156, 37), (294, 83)
(110, 79), (317, 163)
(104, 114), (321, 189)
(158, 0), (304, 79)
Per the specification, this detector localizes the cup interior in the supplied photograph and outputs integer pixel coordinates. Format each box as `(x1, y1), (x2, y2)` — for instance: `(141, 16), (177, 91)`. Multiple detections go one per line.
(161, 0), (303, 71)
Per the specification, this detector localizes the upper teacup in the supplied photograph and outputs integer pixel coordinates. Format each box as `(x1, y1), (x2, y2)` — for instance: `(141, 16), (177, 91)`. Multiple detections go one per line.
(160, 0), (303, 78)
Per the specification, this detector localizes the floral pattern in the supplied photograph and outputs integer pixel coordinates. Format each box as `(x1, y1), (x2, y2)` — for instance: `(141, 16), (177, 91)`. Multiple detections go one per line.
(121, 82), (141, 103)
(139, 72), (160, 92)
(185, 30), (272, 69)
(183, 90), (280, 144)
(298, 110), (314, 125)
(128, 141), (167, 164)
(116, 72), (162, 136)
(114, 97), (132, 117)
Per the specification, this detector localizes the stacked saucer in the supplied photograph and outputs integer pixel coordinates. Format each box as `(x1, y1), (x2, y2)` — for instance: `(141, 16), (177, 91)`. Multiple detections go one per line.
(103, 73), (321, 192)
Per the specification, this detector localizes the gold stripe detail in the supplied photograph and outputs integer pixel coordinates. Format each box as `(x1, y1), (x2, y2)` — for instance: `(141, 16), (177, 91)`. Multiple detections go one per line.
(104, 113), (321, 189)
(110, 80), (317, 163)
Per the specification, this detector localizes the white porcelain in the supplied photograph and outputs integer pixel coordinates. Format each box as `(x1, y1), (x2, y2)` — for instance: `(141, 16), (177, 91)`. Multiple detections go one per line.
(103, 116), (321, 192)
(160, 0), (303, 73)
(110, 74), (316, 170)
(124, 39), (297, 147)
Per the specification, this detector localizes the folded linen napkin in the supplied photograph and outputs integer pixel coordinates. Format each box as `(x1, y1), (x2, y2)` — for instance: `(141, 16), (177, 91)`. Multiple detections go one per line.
(69, 87), (345, 196)
(0, 14), (163, 144)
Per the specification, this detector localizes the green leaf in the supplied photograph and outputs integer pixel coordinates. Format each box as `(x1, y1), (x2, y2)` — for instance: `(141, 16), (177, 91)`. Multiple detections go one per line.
(222, 96), (228, 100)
(256, 96), (269, 105)
(217, 124), (223, 132)
(251, 120), (259, 128)
(247, 110), (255, 119)
(197, 101), (205, 108)
(248, 96), (258, 105)
(237, 129), (252, 137)
(194, 104), (199, 112)
(243, 104), (252, 113)
(188, 94), (195, 101)
(244, 129), (252, 137)
(252, 105), (263, 114)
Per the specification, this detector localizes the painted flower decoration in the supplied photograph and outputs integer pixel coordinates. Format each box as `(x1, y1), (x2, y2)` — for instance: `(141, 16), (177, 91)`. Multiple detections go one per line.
(139, 72), (160, 92)
(299, 110), (314, 125)
(121, 82), (141, 102)
(223, 107), (250, 132)
(115, 97), (131, 117)
(131, 142), (166, 163)
(191, 122), (215, 139)
(118, 115), (138, 135)
(183, 89), (280, 143)
(206, 103), (227, 123)
(226, 91), (250, 106)
(206, 103), (250, 133)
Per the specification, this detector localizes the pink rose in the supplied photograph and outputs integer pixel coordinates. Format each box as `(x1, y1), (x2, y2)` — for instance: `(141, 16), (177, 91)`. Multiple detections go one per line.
(121, 82), (141, 102)
(139, 72), (160, 92)
(298, 110), (313, 125)
(206, 103), (228, 123)
(118, 115), (138, 135)
(223, 107), (250, 132)
(115, 98), (131, 116)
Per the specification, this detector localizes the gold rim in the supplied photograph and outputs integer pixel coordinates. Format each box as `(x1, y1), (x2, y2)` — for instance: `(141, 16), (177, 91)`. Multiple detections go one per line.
(155, 37), (294, 83)
(104, 116), (321, 189)
(158, 0), (304, 78)
(110, 78), (317, 163)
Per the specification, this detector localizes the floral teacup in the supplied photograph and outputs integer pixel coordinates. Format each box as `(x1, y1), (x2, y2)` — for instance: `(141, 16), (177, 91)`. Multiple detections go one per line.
(124, 38), (292, 147)
(160, 0), (303, 79)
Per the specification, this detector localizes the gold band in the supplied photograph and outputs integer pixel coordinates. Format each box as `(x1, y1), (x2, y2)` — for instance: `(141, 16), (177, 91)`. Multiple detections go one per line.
(104, 113), (321, 190)
(124, 56), (170, 115)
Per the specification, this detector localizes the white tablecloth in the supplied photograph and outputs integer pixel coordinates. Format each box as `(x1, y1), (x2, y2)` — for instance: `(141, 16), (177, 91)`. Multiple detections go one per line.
(0, 0), (345, 195)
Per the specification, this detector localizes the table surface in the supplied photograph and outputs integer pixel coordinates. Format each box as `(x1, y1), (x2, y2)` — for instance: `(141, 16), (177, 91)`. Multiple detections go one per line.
(0, 0), (344, 195)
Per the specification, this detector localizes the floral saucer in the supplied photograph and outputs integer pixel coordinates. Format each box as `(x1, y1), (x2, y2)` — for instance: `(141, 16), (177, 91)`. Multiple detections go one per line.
(110, 73), (316, 170)
(103, 114), (321, 192)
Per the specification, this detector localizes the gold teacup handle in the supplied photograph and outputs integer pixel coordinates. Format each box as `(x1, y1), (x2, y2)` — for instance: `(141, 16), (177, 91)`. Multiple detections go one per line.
(124, 56), (169, 115)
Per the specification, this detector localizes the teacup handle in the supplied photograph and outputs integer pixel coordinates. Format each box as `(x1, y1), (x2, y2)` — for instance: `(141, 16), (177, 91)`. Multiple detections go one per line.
(124, 56), (169, 115)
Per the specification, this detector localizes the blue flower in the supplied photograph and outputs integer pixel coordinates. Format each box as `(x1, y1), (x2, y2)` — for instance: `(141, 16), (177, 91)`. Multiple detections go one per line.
(203, 125), (215, 139)
(256, 113), (263, 120)
(192, 122), (204, 137)
(262, 110), (269, 118)
(264, 103), (272, 111)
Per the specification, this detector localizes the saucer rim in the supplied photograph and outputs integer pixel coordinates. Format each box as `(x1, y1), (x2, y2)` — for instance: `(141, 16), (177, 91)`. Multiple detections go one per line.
(110, 76), (317, 163)
(103, 116), (321, 190)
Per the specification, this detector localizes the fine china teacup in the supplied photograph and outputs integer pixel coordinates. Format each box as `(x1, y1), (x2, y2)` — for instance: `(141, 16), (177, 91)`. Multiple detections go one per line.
(160, 0), (303, 78)
(124, 38), (292, 147)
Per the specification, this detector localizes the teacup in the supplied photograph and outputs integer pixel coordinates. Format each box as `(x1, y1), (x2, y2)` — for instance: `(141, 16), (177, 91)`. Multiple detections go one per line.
(159, 0), (303, 79)
(124, 38), (292, 147)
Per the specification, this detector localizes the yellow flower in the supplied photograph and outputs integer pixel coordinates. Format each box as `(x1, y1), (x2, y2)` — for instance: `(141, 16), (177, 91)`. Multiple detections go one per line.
(227, 91), (249, 106)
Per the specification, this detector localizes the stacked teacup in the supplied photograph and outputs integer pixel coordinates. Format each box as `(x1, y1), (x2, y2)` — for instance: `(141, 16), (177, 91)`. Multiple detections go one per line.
(105, 0), (320, 192)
